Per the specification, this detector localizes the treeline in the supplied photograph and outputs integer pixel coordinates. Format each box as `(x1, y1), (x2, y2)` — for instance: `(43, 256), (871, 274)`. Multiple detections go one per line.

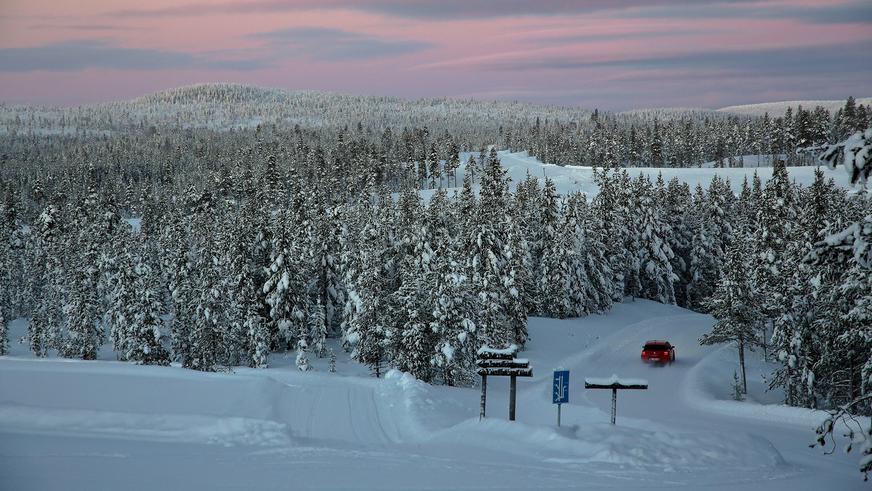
(511, 97), (871, 168)
(3, 84), (870, 174)
(3, 98), (870, 229)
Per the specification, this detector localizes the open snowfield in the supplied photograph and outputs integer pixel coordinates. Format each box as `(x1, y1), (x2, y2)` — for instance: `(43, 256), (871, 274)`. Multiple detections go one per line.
(716, 98), (872, 117)
(432, 150), (861, 201)
(0, 300), (863, 490)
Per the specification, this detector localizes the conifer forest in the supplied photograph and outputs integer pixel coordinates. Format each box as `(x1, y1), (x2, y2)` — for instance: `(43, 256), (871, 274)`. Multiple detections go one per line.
(1, 89), (869, 406)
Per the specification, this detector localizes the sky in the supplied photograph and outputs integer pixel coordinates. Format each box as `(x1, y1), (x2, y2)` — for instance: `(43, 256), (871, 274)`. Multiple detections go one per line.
(0, 0), (870, 110)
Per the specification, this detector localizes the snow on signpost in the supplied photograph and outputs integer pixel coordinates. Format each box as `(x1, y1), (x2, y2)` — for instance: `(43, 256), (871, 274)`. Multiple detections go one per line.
(476, 344), (532, 422)
(584, 375), (648, 425)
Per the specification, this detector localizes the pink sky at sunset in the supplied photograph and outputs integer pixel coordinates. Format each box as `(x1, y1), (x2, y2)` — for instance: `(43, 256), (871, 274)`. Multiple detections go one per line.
(0, 0), (869, 109)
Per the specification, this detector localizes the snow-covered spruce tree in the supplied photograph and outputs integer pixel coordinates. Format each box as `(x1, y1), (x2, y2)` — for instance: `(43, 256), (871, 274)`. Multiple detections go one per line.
(107, 243), (134, 359)
(430, 257), (479, 386)
(308, 299), (327, 358)
(512, 173), (543, 315)
(0, 302), (6, 355)
(159, 196), (197, 366)
(700, 241), (761, 394)
(592, 168), (630, 301)
(811, 127), (871, 186)
(663, 177), (693, 308)
(168, 235), (196, 366)
(263, 210), (309, 351)
(751, 158), (796, 348)
(0, 197), (14, 355)
(466, 148), (527, 347)
(806, 196), (872, 479)
(734, 177), (755, 238)
(537, 180), (574, 318)
(241, 201), (273, 368)
(563, 194), (595, 316)
(445, 140), (461, 187)
(343, 196), (394, 377)
(769, 169), (839, 406)
(707, 175), (735, 264)
(120, 245), (171, 365)
(295, 339), (310, 371)
(632, 174), (677, 304)
(213, 205), (264, 366)
(62, 190), (105, 360)
(577, 194), (615, 314)
(28, 205), (65, 357)
(425, 186), (478, 385)
(391, 282), (435, 382)
(188, 214), (229, 372)
(687, 184), (719, 311)
(390, 187), (439, 382)
(305, 194), (345, 337)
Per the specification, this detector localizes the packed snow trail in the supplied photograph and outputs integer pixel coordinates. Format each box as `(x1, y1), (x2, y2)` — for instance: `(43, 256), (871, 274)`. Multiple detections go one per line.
(0, 302), (864, 490)
(514, 300), (862, 488)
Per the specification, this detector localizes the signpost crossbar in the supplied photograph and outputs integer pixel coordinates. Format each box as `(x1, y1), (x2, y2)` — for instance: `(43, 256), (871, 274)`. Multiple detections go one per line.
(584, 378), (648, 425)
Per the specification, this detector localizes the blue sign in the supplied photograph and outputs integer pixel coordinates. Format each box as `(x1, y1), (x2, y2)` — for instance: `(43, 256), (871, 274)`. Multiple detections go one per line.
(553, 370), (569, 404)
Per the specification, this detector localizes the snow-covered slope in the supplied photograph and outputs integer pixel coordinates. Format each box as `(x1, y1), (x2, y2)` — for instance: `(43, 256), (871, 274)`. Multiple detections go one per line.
(437, 150), (859, 201)
(0, 301), (863, 490)
(717, 98), (872, 116)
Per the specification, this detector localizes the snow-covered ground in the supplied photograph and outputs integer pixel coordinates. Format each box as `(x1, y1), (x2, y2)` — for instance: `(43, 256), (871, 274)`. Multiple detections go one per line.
(432, 150), (859, 200)
(716, 98), (872, 117)
(0, 301), (864, 490)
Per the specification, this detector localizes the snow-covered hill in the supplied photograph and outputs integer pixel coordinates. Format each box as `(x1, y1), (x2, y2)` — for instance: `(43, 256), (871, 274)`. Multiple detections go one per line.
(0, 300), (863, 490)
(717, 98), (872, 116)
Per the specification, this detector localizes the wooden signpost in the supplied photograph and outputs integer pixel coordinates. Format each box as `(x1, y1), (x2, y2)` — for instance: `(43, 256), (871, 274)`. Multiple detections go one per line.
(584, 375), (648, 425)
(476, 345), (532, 421)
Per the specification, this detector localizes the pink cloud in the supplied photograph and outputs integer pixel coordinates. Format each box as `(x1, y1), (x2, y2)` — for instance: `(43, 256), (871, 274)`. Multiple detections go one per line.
(0, 0), (869, 108)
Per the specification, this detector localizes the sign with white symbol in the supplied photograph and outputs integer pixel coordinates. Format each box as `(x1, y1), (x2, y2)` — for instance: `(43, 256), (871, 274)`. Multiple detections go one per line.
(553, 370), (569, 404)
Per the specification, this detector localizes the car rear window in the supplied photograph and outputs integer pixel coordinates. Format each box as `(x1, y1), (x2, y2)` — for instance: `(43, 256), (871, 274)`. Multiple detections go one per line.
(644, 344), (668, 350)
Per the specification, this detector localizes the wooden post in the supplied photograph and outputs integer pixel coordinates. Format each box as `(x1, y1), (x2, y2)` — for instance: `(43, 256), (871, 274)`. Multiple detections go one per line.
(479, 374), (487, 420)
(611, 388), (617, 425)
(585, 378), (647, 426)
(509, 374), (517, 421)
(476, 345), (531, 423)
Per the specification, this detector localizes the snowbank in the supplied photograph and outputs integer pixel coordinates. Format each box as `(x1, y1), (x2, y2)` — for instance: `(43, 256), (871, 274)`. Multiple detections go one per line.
(429, 417), (784, 474)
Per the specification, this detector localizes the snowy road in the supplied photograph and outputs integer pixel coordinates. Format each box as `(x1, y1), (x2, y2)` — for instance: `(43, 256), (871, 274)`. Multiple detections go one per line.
(0, 301), (864, 490)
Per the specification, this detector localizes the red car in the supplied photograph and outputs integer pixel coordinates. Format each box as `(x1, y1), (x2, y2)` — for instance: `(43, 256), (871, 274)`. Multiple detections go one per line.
(641, 340), (675, 363)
